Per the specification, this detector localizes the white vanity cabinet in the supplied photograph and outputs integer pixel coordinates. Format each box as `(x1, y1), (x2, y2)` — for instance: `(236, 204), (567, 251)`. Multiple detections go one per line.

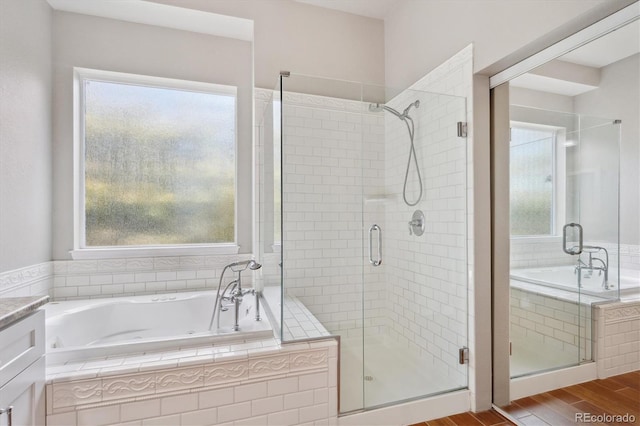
(0, 310), (45, 426)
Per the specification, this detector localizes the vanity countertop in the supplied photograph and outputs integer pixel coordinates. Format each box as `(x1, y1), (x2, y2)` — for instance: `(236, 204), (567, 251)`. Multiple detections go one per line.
(0, 295), (49, 330)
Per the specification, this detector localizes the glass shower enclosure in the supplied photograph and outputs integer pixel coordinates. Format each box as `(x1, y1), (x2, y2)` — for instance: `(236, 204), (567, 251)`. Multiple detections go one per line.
(508, 105), (620, 377)
(257, 73), (469, 413)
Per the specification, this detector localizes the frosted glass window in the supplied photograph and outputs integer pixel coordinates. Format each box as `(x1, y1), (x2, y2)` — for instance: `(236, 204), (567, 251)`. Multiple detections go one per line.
(82, 77), (236, 247)
(510, 127), (555, 236)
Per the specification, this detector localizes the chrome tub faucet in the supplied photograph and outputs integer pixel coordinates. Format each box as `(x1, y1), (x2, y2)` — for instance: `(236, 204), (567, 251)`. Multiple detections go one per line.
(575, 246), (610, 289)
(209, 260), (262, 331)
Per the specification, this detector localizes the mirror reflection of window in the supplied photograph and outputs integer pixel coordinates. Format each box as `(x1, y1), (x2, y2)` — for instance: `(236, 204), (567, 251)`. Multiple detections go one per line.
(510, 126), (556, 237)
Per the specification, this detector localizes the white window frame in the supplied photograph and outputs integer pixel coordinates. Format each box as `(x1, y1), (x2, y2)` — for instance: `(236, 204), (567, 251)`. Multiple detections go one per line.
(71, 68), (239, 259)
(510, 121), (567, 240)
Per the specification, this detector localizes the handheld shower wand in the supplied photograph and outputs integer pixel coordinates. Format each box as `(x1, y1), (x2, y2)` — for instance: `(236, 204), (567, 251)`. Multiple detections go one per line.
(369, 100), (422, 206)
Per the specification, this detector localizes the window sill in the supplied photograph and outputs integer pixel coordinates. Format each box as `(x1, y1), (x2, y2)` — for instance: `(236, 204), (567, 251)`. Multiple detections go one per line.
(70, 244), (240, 260)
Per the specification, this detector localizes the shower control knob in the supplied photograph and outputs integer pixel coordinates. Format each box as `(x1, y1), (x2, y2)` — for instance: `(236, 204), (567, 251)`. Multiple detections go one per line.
(409, 210), (426, 236)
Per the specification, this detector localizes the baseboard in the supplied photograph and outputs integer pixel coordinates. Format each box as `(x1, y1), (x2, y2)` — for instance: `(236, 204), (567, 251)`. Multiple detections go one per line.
(338, 390), (471, 426)
(510, 363), (597, 400)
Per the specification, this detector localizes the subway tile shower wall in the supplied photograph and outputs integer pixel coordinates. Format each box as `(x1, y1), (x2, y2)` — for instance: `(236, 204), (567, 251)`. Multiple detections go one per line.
(280, 93), (385, 339)
(279, 86), (467, 385)
(382, 90), (467, 385)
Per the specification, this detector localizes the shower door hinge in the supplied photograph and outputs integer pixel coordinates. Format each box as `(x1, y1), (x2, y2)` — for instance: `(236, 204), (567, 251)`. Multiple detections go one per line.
(458, 347), (469, 364)
(457, 122), (468, 138)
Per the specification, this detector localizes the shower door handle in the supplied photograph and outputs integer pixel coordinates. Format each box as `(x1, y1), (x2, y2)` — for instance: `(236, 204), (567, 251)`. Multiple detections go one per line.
(369, 224), (382, 266)
(563, 223), (583, 255)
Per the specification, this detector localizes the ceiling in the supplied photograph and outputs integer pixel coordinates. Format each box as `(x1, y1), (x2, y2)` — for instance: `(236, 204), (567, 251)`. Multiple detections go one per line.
(561, 19), (640, 68)
(294, 0), (401, 20)
(511, 19), (639, 96)
(46, 0), (254, 41)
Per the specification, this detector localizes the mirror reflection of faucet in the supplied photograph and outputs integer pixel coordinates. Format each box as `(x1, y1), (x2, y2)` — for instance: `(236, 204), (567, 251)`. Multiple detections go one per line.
(574, 246), (610, 289)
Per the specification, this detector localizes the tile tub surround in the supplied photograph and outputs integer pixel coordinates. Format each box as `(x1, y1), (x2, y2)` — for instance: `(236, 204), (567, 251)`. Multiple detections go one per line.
(594, 300), (640, 378)
(46, 338), (338, 426)
(0, 294), (49, 329)
(510, 286), (594, 374)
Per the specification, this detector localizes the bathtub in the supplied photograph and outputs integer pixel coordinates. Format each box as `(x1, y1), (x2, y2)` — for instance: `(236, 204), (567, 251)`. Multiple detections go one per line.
(511, 266), (640, 298)
(45, 290), (273, 364)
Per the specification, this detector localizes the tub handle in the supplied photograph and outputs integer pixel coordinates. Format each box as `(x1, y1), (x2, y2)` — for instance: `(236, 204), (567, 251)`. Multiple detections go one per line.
(563, 223), (583, 255)
(369, 224), (382, 266)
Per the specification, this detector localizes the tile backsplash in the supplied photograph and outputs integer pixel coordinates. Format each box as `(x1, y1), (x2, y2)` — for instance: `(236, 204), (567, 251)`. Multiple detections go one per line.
(511, 238), (640, 271)
(0, 262), (52, 298)
(0, 254), (254, 300)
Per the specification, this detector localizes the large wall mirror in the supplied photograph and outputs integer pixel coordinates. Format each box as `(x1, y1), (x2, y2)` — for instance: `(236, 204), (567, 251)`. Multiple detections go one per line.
(490, 1), (639, 406)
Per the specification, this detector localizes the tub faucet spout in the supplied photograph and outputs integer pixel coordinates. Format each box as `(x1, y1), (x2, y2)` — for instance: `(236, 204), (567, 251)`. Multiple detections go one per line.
(577, 246), (609, 290)
(209, 260), (262, 331)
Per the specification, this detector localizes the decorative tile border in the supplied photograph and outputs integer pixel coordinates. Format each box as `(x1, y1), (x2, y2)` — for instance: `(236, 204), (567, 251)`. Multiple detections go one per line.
(49, 344), (332, 413)
(0, 262), (52, 296)
(601, 301), (640, 323)
(595, 300), (640, 378)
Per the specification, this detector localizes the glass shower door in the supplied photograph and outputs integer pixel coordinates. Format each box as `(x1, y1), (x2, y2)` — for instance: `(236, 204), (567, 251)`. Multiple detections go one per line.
(565, 116), (620, 363)
(278, 73), (366, 413)
(361, 86), (469, 409)
(278, 74), (470, 414)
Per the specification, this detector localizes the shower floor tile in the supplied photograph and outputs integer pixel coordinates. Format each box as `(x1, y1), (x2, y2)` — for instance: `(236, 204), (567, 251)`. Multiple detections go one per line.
(340, 335), (466, 412)
(510, 337), (580, 377)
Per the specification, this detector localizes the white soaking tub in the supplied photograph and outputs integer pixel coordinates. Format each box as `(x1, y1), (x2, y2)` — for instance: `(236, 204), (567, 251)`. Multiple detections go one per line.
(511, 266), (640, 298)
(45, 290), (272, 364)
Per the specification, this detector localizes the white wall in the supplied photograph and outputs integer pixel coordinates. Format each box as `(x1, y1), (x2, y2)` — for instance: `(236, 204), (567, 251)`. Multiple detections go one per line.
(574, 54), (640, 245)
(51, 11), (253, 259)
(152, 0), (386, 88)
(510, 87), (574, 113)
(384, 0), (629, 89)
(0, 0), (53, 273)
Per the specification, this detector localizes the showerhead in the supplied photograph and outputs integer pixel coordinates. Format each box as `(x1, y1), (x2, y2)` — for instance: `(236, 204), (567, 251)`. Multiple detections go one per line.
(369, 100), (420, 120)
(402, 100), (420, 117)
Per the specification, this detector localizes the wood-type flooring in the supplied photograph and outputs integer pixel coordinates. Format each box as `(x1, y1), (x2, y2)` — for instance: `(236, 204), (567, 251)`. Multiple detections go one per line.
(410, 371), (639, 426)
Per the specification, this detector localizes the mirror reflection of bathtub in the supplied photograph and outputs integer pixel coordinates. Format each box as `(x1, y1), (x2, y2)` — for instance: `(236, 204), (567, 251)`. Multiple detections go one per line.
(511, 266), (640, 299)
